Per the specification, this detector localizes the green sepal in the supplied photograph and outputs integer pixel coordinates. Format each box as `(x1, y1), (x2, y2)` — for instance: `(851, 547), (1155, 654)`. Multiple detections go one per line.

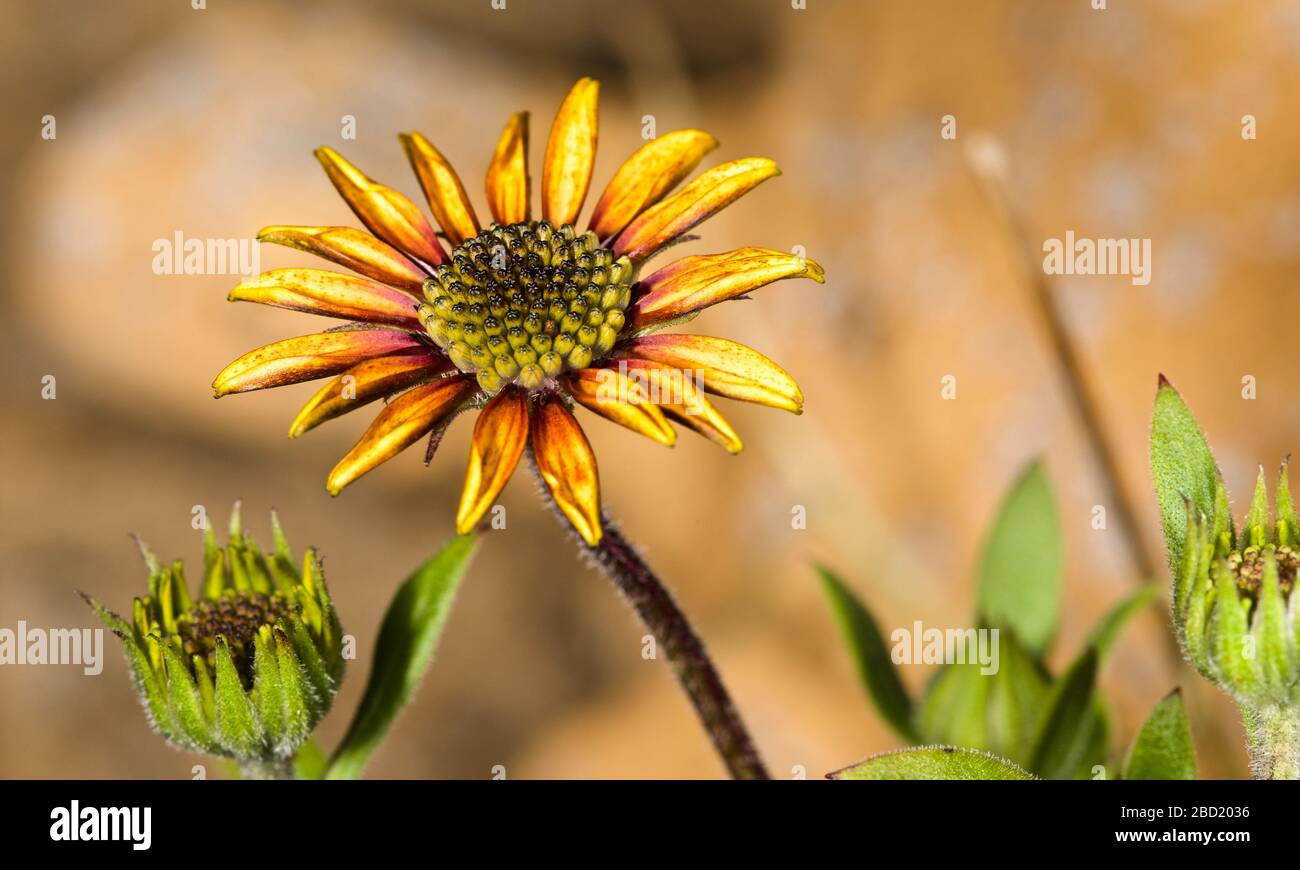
(228, 543), (252, 593)
(161, 639), (214, 751)
(1123, 689), (1196, 780)
(203, 520), (219, 579)
(1150, 379), (1229, 576)
(251, 626), (285, 751)
(1241, 467), (1269, 549)
(1277, 459), (1299, 546)
(1254, 553), (1292, 699)
(285, 615), (333, 716)
(192, 654), (216, 723)
(213, 637), (262, 758)
(228, 499), (244, 542)
(273, 629), (313, 753)
(816, 566), (917, 742)
(1209, 561), (1258, 700)
(133, 534), (162, 577)
(976, 460), (1062, 657)
(1184, 532), (1216, 676)
(83, 594), (174, 739)
(828, 746), (1035, 780)
(203, 546), (225, 599)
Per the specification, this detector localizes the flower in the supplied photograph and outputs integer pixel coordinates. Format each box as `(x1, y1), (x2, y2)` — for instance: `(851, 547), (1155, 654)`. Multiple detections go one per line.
(213, 77), (823, 546)
(83, 505), (344, 771)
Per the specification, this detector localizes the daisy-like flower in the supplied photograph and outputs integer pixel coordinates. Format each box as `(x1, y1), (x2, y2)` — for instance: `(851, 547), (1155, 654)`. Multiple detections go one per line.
(213, 78), (824, 546)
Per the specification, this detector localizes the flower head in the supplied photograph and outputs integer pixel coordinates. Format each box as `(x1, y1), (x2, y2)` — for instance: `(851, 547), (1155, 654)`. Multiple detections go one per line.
(1153, 379), (1300, 708)
(213, 78), (823, 546)
(84, 505), (344, 768)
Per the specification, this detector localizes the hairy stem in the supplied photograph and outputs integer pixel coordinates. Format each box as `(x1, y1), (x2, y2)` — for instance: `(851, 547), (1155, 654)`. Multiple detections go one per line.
(589, 518), (770, 779)
(239, 756), (296, 780)
(1243, 703), (1300, 780)
(532, 467), (769, 779)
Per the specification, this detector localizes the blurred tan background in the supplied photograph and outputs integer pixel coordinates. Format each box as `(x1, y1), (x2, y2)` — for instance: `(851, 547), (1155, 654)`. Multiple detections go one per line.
(3, 0), (1298, 778)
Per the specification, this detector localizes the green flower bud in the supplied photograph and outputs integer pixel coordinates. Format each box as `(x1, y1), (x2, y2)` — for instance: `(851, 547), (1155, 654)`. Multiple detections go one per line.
(83, 505), (344, 774)
(1175, 464), (1300, 711)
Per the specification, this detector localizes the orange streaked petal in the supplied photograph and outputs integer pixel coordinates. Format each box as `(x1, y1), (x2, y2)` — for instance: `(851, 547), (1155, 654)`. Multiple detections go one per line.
(531, 396), (602, 546)
(256, 226), (428, 295)
(228, 269), (421, 327)
(588, 129), (718, 241)
(631, 247), (824, 329)
(455, 387), (529, 534)
(212, 329), (425, 397)
(593, 360), (742, 452)
(314, 146), (446, 266)
(289, 349), (448, 438)
(618, 334), (802, 413)
(613, 158), (780, 262)
(565, 368), (675, 447)
(662, 387), (743, 454)
(485, 112), (530, 225)
(400, 132), (481, 246)
(326, 375), (477, 495)
(541, 77), (599, 227)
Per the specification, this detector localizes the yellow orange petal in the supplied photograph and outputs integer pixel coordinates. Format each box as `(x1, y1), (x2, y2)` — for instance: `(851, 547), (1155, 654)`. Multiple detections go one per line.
(400, 132), (481, 246)
(455, 388), (529, 533)
(213, 329), (425, 397)
(541, 77), (599, 227)
(326, 375), (477, 495)
(618, 334), (802, 413)
(631, 247), (824, 329)
(661, 385), (743, 454)
(588, 129), (718, 241)
(256, 226), (428, 295)
(228, 269), (421, 327)
(565, 368), (675, 447)
(485, 112), (530, 225)
(613, 158), (780, 262)
(289, 349), (448, 438)
(531, 396), (602, 546)
(314, 146), (446, 267)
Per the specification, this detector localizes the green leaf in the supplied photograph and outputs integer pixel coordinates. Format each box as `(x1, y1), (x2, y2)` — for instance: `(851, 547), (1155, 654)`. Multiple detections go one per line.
(1084, 583), (1160, 661)
(829, 746), (1035, 780)
(816, 566), (917, 742)
(325, 535), (478, 780)
(1123, 689), (1196, 780)
(976, 461), (1062, 656)
(1150, 378), (1227, 577)
(917, 663), (989, 750)
(985, 631), (1051, 765)
(1028, 647), (1098, 779)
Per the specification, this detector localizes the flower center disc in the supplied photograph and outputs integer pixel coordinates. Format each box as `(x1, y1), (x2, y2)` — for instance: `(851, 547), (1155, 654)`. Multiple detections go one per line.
(177, 591), (294, 681)
(418, 221), (634, 394)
